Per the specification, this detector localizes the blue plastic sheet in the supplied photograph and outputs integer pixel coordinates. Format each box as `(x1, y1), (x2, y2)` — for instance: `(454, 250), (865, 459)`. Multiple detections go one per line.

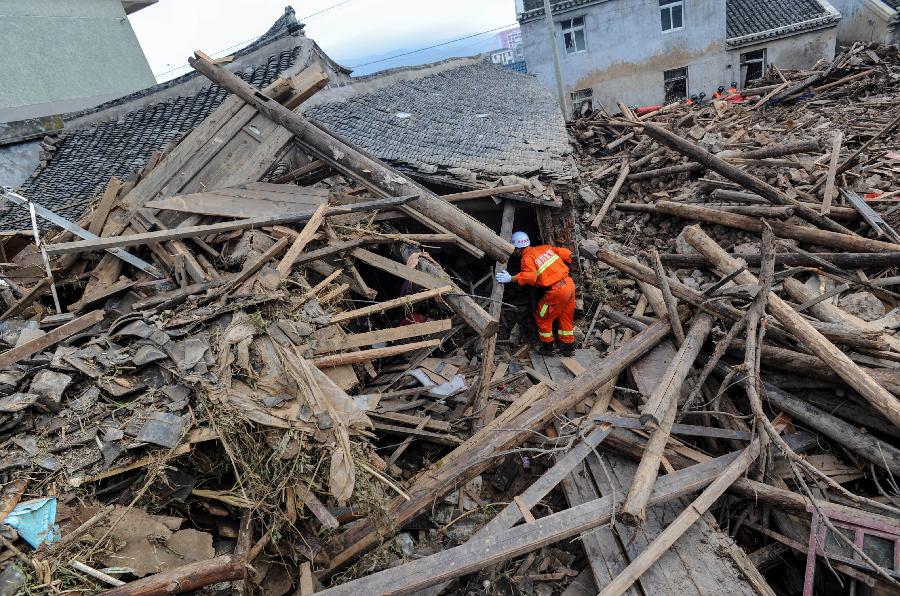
(3, 497), (59, 548)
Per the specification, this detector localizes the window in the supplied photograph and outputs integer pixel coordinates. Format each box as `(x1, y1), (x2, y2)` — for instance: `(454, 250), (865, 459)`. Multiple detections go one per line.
(561, 17), (587, 54)
(740, 49), (766, 86)
(660, 0), (684, 32)
(571, 88), (594, 116)
(664, 67), (688, 102)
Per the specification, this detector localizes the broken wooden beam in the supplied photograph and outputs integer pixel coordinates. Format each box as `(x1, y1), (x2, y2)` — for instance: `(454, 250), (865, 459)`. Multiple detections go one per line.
(328, 286), (452, 325)
(0, 310), (103, 369)
(188, 53), (514, 262)
(317, 447), (750, 594)
(440, 184), (528, 202)
(659, 251), (900, 269)
(683, 225), (900, 430)
(620, 313), (714, 525)
(276, 202), (329, 276)
(312, 339), (442, 368)
(600, 441), (760, 596)
(45, 196), (414, 257)
(98, 555), (244, 596)
(315, 319), (452, 354)
(762, 383), (900, 476)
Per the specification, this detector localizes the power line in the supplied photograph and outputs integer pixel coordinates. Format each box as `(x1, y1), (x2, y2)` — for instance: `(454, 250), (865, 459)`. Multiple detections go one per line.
(152, 0), (358, 79)
(349, 22), (518, 69)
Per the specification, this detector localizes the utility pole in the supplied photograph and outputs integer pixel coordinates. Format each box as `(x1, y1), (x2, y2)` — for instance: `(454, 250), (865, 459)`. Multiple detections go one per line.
(542, 0), (568, 121)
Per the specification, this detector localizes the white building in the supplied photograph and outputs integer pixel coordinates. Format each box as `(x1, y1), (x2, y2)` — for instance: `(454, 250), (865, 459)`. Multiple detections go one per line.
(516, 0), (841, 113)
(829, 0), (900, 44)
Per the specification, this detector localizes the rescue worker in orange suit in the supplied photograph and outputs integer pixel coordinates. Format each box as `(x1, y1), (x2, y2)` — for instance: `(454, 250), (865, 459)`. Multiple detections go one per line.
(496, 232), (577, 356)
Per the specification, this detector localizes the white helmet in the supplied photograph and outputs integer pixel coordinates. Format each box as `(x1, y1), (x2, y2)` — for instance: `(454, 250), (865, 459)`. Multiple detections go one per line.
(511, 231), (530, 248)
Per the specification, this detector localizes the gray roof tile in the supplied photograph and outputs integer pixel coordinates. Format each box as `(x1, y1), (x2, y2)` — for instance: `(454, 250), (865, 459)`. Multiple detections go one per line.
(727, 0), (836, 39)
(306, 61), (571, 179)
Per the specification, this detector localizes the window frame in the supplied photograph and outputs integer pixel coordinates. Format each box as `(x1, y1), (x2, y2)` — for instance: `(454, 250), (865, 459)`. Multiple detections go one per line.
(570, 87), (594, 116)
(560, 16), (588, 55)
(663, 66), (689, 102)
(659, 0), (685, 33)
(740, 48), (767, 87)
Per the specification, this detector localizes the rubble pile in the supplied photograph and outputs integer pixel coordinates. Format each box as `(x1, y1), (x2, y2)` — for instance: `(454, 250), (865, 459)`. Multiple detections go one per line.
(0, 42), (898, 596)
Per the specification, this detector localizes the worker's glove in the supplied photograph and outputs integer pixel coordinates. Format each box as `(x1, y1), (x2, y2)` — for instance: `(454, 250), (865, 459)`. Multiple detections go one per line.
(496, 270), (512, 284)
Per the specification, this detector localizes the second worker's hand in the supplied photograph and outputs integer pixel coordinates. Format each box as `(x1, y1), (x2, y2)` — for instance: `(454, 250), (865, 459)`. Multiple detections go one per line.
(495, 270), (512, 284)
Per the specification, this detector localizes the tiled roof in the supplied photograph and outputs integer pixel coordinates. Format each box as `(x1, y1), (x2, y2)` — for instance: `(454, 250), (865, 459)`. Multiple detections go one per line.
(4, 48), (301, 231)
(519, 0), (599, 20)
(306, 61), (571, 178)
(727, 0), (839, 43)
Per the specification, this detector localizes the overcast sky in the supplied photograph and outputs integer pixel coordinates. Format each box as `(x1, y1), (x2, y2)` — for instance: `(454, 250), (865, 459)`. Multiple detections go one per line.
(130, 0), (519, 81)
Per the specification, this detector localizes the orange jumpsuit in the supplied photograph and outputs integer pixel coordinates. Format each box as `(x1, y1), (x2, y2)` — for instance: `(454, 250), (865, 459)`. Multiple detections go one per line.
(513, 245), (576, 344)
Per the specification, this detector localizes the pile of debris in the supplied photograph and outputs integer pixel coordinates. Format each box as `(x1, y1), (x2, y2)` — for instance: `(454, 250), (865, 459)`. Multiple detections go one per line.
(0, 41), (899, 596)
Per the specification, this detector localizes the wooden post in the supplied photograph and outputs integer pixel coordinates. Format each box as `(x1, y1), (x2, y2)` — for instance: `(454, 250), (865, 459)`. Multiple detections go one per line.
(188, 53), (514, 262)
(820, 131), (843, 215)
(620, 313), (714, 525)
(682, 225), (900, 430)
(651, 249), (685, 345)
(475, 200), (516, 428)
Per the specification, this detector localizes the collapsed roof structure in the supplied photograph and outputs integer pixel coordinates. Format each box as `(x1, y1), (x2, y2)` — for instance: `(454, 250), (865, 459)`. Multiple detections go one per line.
(1, 7), (899, 596)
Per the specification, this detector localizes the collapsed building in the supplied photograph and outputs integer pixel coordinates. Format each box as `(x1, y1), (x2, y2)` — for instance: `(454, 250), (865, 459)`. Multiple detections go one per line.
(1, 6), (899, 596)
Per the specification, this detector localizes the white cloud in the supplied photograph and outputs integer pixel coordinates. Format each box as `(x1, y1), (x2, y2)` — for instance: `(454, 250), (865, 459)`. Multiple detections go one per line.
(129, 0), (517, 81)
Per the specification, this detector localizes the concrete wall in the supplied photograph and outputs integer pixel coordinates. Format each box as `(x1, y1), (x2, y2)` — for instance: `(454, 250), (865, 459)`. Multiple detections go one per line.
(0, 0), (156, 122)
(520, 0), (730, 111)
(727, 28), (838, 79)
(828, 0), (899, 44)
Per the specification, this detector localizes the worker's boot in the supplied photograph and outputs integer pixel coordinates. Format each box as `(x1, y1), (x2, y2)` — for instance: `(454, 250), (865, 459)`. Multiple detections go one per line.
(559, 342), (575, 357)
(538, 342), (556, 356)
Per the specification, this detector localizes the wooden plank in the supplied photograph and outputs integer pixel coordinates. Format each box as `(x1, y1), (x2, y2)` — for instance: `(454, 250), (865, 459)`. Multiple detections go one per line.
(440, 184), (527, 202)
(0, 277), (50, 321)
(353, 248), (497, 336)
(640, 121), (849, 234)
(46, 197), (414, 256)
(312, 339), (442, 368)
(316, 319), (452, 354)
(145, 186), (328, 218)
(820, 131), (843, 215)
(88, 177), (121, 236)
(276, 202), (329, 276)
(283, 67), (330, 110)
(370, 421), (461, 446)
(329, 287), (452, 325)
(598, 442), (760, 596)
(0, 310), (103, 369)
